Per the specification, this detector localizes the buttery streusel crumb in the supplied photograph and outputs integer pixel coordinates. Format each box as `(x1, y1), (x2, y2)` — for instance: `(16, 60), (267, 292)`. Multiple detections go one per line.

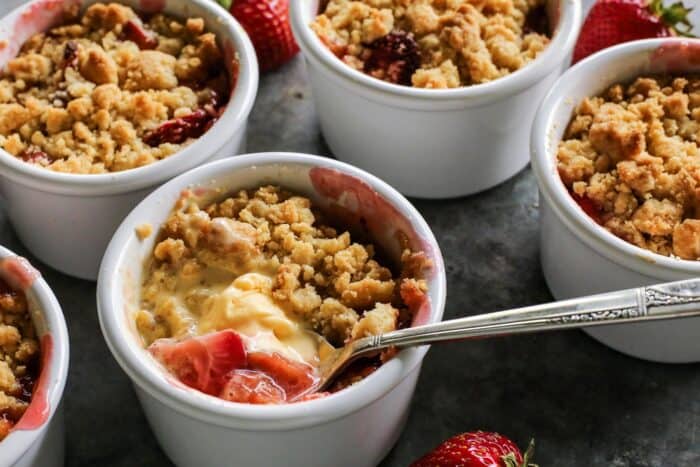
(0, 278), (39, 441)
(139, 186), (429, 347)
(311, 0), (550, 88)
(0, 3), (235, 174)
(558, 75), (700, 260)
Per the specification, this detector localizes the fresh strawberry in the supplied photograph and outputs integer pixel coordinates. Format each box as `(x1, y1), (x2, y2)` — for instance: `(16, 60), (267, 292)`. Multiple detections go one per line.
(411, 431), (536, 467)
(247, 352), (317, 400)
(215, 0), (299, 72)
(149, 330), (246, 395)
(220, 370), (286, 404)
(573, 0), (694, 64)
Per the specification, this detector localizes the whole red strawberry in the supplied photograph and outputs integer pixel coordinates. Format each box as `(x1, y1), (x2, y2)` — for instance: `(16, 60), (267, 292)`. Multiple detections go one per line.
(573, 0), (694, 64)
(411, 431), (536, 467)
(216, 0), (299, 72)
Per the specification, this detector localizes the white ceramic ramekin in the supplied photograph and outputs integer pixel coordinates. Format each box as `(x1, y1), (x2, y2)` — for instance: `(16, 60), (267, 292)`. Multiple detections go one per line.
(97, 152), (446, 467)
(0, 0), (258, 281)
(291, 0), (581, 199)
(532, 38), (700, 363)
(0, 245), (69, 467)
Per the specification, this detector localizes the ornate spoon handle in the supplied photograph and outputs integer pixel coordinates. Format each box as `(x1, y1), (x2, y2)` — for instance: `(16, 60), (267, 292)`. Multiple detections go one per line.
(364, 278), (700, 351)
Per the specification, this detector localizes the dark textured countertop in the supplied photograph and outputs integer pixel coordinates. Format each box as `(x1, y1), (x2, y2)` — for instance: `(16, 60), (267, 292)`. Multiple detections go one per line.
(1, 2), (699, 464)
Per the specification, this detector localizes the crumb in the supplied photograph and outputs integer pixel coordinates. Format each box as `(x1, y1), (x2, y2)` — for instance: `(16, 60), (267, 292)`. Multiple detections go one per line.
(135, 223), (153, 240)
(311, 0), (550, 88)
(0, 277), (40, 442)
(0, 3), (235, 174)
(558, 74), (700, 260)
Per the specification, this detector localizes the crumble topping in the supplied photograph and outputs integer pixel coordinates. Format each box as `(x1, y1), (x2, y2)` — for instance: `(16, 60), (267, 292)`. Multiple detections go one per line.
(138, 186), (429, 353)
(0, 278), (39, 441)
(0, 3), (234, 174)
(557, 75), (700, 260)
(311, 0), (550, 88)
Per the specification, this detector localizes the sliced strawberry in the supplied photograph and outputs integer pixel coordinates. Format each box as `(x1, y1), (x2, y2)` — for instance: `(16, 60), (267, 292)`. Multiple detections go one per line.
(220, 370), (286, 404)
(573, 0), (694, 64)
(149, 330), (246, 395)
(247, 352), (317, 400)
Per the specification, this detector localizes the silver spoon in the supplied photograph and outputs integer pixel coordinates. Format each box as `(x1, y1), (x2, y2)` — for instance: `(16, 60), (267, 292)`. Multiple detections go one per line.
(317, 278), (700, 390)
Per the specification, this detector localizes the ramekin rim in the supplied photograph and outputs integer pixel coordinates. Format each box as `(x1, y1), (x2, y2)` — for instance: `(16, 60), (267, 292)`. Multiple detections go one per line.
(290, 0), (582, 102)
(97, 152), (447, 429)
(532, 37), (700, 275)
(0, 0), (259, 195)
(0, 246), (70, 462)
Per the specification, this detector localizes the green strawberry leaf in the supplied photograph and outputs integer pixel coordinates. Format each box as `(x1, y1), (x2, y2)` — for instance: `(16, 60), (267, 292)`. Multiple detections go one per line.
(650, 0), (695, 37)
(215, 0), (232, 10)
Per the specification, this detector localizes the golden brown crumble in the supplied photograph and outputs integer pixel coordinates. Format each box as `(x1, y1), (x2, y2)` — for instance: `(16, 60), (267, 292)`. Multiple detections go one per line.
(138, 186), (429, 351)
(311, 0), (550, 88)
(557, 75), (700, 260)
(0, 3), (234, 174)
(0, 278), (39, 441)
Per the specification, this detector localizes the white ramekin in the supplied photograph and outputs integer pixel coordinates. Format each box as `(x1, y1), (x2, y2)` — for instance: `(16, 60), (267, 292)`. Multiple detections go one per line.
(0, 0), (259, 281)
(97, 152), (446, 467)
(291, 0), (581, 199)
(532, 38), (700, 363)
(0, 246), (69, 467)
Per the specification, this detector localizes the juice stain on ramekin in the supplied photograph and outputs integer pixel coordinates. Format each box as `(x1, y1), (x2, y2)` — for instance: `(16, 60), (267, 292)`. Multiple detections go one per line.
(649, 40), (700, 74)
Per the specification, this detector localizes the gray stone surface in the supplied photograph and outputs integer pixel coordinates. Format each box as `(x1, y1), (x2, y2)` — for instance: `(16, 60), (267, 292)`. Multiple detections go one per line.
(1, 54), (699, 467)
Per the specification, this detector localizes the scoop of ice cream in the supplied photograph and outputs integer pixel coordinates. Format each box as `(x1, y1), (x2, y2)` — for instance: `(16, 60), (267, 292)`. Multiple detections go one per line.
(197, 273), (320, 365)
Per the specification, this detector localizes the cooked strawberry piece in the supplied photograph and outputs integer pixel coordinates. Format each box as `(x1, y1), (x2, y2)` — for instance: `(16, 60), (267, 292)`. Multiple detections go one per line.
(149, 330), (246, 395)
(122, 19), (158, 50)
(62, 41), (79, 68)
(412, 431), (534, 467)
(220, 370), (286, 404)
(364, 31), (421, 86)
(523, 4), (549, 35)
(247, 352), (318, 401)
(143, 109), (216, 146)
(571, 191), (602, 225)
(19, 147), (50, 165)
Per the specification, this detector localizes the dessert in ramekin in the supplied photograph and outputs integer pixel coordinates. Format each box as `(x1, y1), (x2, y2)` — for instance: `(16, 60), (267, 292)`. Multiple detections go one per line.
(291, 0), (581, 198)
(532, 38), (700, 363)
(0, 246), (69, 467)
(0, 0), (258, 280)
(311, 0), (551, 88)
(97, 153), (446, 466)
(137, 185), (431, 403)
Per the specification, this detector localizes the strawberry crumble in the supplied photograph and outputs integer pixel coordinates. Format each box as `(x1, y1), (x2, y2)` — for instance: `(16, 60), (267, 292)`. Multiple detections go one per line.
(311, 0), (550, 88)
(558, 75), (700, 260)
(0, 277), (39, 441)
(137, 186), (430, 403)
(0, 2), (234, 174)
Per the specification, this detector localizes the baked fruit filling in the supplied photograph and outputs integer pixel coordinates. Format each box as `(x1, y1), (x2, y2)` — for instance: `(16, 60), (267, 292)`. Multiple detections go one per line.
(311, 0), (550, 88)
(0, 2), (235, 173)
(137, 186), (430, 403)
(0, 277), (39, 441)
(558, 75), (700, 260)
